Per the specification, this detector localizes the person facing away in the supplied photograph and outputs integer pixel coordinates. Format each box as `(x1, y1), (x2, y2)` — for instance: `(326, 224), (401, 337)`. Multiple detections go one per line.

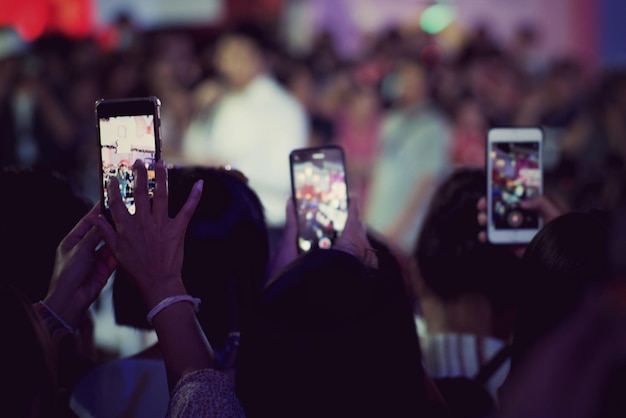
(71, 167), (269, 418)
(509, 210), (611, 373)
(500, 210), (626, 418)
(239, 250), (435, 417)
(236, 195), (447, 417)
(182, 23), (308, 235)
(364, 59), (452, 253)
(412, 168), (522, 417)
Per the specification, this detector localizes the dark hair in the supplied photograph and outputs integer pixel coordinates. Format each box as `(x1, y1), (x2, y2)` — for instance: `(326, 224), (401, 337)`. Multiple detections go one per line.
(512, 210), (611, 368)
(114, 167), (269, 350)
(0, 283), (57, 417)
(413, 168), (521, 310)
(236, 239), (438, 417)
(0, 166), (90, 302)
(217, 22), (274, 56)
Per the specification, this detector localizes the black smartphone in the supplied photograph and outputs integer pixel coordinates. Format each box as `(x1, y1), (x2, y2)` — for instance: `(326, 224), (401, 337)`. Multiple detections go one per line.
(289, 146), (349, 253)
(486, 127), (543, 244)
(96, 97), (162, 220)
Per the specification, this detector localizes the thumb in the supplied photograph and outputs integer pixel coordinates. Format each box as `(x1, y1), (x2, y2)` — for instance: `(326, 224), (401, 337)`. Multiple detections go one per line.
(265, 199), (300, 284)
(344, 193), (361, 232)
(520, 195), (561, 223)
(284, 198), (298, 240)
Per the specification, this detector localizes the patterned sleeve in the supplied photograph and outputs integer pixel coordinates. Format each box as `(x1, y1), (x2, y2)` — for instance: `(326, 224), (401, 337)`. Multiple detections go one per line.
(166, 368), (246, 418)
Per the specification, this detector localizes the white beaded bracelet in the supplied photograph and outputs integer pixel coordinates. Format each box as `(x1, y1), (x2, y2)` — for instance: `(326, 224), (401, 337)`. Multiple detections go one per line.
(146, 295), (201, 325)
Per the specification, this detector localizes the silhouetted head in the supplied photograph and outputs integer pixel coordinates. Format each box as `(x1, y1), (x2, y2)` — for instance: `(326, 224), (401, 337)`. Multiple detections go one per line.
(114, 167), (269, 351)
(0, 166), (89, 302)
(414, 168), (521, 314)
(236, 238), (436, 417)
(214, 23), (271, 89)
(0, 283), (57, 418)
(512, 210), (611, 368)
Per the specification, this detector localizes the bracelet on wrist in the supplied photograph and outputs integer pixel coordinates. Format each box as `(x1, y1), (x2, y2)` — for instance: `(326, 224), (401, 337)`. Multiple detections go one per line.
(146, 295), (201, 325)
(38, 300), (78, 336)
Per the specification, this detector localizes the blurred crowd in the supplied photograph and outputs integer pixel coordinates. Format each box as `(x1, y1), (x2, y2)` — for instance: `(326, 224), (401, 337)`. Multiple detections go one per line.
(3, 14), (626, 418)
(2, 18), (626, 229)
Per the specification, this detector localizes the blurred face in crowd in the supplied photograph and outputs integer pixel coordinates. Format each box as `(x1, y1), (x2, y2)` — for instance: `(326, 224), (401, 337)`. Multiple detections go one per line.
(347, 87), (379, 121)
(456, 98), (486, 131)
(288, 69), (314, 108)
(397, 62), (427, 107)
(214, 35), (263, 90)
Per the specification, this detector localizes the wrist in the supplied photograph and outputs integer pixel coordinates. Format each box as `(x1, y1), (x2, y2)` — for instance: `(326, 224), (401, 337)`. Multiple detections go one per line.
(38, 299), (79, 336)
(139, 277), (188, 310)
(43, 291), (84, 331)
(147, 295), (201, 325)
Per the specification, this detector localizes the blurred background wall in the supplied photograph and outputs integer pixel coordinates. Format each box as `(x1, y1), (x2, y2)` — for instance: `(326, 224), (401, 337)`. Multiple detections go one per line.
(2, 0), (617, 70)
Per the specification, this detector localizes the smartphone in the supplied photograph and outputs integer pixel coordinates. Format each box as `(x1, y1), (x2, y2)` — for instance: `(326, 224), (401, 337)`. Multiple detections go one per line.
(289, 146), (349, 253)
(487, 127), (543, 244)
(96, 97), (162, 220)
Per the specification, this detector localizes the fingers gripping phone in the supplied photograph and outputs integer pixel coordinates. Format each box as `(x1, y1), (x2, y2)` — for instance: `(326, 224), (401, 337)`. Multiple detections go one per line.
(487, 127), (543, 244)
(290, 146), (349, 253)
(96, 97), (162, 221)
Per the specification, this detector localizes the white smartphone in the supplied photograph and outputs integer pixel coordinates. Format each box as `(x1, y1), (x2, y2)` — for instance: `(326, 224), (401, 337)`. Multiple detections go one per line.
(487, 127), (543, 244)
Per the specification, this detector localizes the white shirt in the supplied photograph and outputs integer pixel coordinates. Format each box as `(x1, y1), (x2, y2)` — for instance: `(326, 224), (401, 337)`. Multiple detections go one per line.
(364, 106), (451, 252)
(183, 75), (308, 226)
(415, 316), (509, 403)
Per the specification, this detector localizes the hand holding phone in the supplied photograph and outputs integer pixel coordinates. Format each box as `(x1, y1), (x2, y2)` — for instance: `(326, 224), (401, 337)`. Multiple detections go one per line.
(267, 190), (378, 283)
(96, 97), (162, 221)
(289, 146), (349, 253)
(487, 127), (543, 244)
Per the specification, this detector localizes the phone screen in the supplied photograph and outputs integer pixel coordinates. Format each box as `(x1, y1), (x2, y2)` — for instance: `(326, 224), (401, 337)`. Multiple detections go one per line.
(99, 114), (157, 214)
(487, 127), (543, 244)
(290, 147), (348, 252)
(490, 140), (541, 230)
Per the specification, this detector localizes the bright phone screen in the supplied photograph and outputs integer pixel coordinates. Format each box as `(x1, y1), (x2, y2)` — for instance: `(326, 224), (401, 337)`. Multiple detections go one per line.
(291, 148), (348, 252)
(489, 141), (541, 230)
(99, 115), (157, 214)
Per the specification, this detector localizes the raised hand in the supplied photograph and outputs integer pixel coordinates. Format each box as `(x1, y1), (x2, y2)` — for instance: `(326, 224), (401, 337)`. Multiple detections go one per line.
(476, 195), (563, 257)
(95, 159), (203, 309)
(44, 205), (118, 330)
(334, 196), (378, 270)
(267, 195), (378, 286)
(96, 159), (215, 389)
(265, 198), (299, 283)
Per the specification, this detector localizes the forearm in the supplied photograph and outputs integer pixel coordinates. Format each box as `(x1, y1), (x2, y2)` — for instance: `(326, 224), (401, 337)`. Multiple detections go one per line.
(42, 292), (87, 333)
(142, 279), (217, 391)
(33, 302), (73, 347)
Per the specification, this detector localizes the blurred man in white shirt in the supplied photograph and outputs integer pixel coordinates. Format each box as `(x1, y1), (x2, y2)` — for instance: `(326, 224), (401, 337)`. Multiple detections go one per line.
(183, 24), (308, 231)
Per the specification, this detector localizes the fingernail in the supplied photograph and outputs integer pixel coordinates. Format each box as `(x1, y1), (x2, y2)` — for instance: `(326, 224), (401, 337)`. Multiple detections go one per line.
(194, 179), (204, 193)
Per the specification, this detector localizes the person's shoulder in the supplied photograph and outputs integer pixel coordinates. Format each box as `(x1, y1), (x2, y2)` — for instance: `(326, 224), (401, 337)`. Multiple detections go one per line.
(167, 369), (245, 417)
(257, 75), (303, 108)
(421, 105), (452, 127)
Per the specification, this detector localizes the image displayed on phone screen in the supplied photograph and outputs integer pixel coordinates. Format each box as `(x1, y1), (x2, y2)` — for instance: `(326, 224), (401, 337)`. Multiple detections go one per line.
(292, 149), (348, 252)
(99, 115), (156, 214)
(490, 141), (541, 230)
